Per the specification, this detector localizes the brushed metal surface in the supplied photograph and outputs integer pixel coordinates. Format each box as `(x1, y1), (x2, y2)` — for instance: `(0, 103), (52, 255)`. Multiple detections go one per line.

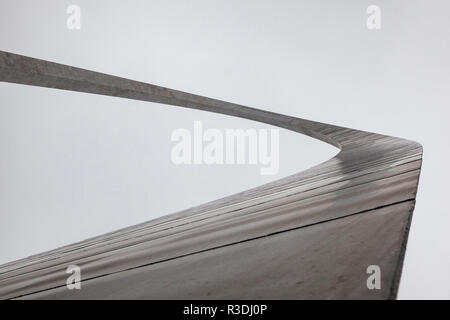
(0, 51), (423, 299)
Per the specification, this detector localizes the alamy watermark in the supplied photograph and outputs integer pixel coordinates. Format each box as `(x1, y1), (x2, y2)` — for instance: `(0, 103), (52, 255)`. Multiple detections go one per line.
(366, 5), (381, 30)
(66, 264), (81, 290)
(66, 5), (81, 30)
(171, 121), (279, 175)
(366, 265), (381, 290)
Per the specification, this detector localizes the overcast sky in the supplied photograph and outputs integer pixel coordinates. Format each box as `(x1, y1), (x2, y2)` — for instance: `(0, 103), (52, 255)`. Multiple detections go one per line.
(0, 0), (449, 299)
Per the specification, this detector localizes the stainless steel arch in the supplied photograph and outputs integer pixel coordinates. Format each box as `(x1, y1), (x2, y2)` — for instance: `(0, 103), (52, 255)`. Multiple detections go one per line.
(0, 51), (422, 299)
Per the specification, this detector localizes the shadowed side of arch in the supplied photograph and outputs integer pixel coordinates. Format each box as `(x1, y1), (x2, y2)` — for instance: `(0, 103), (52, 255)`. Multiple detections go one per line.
(0, 51), (422, 299)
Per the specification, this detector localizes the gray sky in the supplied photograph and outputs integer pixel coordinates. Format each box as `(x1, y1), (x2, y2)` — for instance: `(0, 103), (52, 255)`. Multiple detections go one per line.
(0, 0), (449, 299)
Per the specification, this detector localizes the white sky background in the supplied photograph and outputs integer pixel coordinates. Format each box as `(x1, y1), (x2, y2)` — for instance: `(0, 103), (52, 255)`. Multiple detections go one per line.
(0, 0), (449, 299)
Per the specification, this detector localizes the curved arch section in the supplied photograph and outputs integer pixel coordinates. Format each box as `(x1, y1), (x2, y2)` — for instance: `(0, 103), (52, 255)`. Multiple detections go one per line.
(0, 51), (422, 300)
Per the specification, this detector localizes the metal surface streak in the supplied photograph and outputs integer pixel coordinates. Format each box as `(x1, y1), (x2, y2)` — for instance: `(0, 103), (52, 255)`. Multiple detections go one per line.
(0, 51), (423, 299)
